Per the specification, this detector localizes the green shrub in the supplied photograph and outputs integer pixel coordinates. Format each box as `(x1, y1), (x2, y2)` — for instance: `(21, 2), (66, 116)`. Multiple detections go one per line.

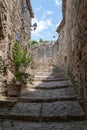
(39, 38), (44, 43)
(31, 40), (37, 45)
(13, 41), (34, 83)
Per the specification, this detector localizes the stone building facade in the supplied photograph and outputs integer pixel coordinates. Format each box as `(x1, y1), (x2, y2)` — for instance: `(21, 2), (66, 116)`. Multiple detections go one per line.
(0, 0), (34, 94)
(57, 0), (87, 114)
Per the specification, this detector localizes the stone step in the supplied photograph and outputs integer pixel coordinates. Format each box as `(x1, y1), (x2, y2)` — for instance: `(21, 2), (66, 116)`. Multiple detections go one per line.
(0, 119), (87, 130)
(0, 101), (85, 122)
(19, 97), (77, 103)
(20, 87), (77, 102)
(34, 71), (52, 75)
(33, 75), (69, 81)
(34, 69), (51, 73)
(27, 80), (72, 89)
(0, 96), (17, 107)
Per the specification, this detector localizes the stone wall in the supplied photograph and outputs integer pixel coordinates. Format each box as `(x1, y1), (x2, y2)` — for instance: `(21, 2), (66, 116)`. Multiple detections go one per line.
(19, 0), (34, 48)
(31, 42), (57, 70)
(57, 25), (68, 77)
(0, 0), (33, 62)
(65, 0), (87, 98)
(0, 0), (34, 94)
(58, 0), (87, 114)
(31, 41), (66, 78)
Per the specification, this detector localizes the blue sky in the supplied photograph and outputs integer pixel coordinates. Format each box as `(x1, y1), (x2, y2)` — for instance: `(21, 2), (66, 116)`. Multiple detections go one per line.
(31, 0), (62, 41)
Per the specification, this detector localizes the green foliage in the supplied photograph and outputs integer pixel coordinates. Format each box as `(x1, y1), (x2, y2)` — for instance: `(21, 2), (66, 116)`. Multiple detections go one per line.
(14, 71), (28, 84)
(13, 41), (33, 69)
(39, 38), (44, 43)
(14, 71), (34, 84)
(28, 40), (37, 48)
(13, 41), (34, 83)
(31, 40), (37, 45)
(28, 39), (44, 47)
(13, 41), (25, 68)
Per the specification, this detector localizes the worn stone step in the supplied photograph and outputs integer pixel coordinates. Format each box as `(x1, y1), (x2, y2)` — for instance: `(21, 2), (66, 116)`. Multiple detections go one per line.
(0, 96), (17, 107)
(27, 80), (72, 89)
(20, 87), (77, 102)
(0, 119), (87, 130)
(34, 76), (69, 81)
(0, 100), (17, 107)
(34, 69), (51, 72)
(19, 97), (77, 103)
(0, 101), (85, 122)
(34, 71), (52, 76)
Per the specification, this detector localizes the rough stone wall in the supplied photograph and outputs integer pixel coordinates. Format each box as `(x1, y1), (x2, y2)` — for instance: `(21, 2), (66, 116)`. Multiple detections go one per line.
(57, 25), (68, 77)
(31, 42), (58, 70)
(57, 0), (87, 114)
(31, 42), (66, 78)
(0, 0), (20, 63)
(0, 0), (33, 94)
(64, 0), (87, 113)
(20, 0), (33, 48)
(0, 0), (33, 62)
(32, 42), (55, 69)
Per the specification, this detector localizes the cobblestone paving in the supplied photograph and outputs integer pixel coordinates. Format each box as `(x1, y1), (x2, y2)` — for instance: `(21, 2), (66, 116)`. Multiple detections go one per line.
(0, 120), (87, 130)
(0, 71), (86, 129)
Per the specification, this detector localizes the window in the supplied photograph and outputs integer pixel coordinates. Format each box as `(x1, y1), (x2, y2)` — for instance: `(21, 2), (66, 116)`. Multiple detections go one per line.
(16, 33), (19, 41)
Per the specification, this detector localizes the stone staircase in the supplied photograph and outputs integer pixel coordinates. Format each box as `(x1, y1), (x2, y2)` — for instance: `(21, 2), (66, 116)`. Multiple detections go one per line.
(0, 70), (87, 130)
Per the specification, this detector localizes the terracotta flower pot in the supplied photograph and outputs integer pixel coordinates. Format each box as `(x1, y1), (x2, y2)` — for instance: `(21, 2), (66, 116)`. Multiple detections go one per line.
(7, 83), (21, 97)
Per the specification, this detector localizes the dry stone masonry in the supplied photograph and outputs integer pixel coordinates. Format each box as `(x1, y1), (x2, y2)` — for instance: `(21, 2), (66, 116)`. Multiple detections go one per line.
(0, 0), (34, 94)
(57, 0), (87, 115)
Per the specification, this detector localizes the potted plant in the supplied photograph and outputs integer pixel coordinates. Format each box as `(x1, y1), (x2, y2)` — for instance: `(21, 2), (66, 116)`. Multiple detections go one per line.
(7, 41), (34, 97)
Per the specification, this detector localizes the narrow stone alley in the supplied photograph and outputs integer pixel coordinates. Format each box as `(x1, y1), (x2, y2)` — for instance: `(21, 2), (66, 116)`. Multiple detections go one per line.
(0, 69), (87, 130)
(0, 0), (87, 129)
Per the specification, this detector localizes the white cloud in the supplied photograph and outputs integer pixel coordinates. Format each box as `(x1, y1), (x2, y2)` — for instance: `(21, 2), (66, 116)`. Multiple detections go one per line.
(41, 10), (54, 19)
(32, 18), (52, 36)
(55, 0), (62, 6)
(47, 11), (54, 15)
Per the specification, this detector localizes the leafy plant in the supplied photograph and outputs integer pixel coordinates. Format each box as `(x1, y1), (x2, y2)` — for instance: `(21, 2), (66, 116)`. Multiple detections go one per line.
(13, 41), (34, 84)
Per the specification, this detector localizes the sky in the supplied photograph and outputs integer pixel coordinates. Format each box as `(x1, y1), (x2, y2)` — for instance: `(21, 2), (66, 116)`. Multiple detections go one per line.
(31, 0), (62, 41)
